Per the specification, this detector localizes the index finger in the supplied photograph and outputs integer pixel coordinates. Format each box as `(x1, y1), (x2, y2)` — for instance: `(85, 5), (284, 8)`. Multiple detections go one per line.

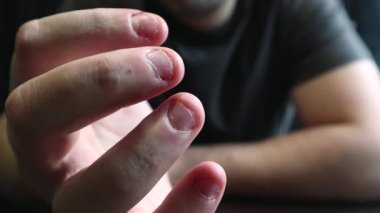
(52, 93), (205, 212)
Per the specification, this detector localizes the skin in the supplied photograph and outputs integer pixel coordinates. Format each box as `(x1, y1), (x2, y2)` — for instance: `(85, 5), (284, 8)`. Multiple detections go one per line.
(0, 9), (227, 212)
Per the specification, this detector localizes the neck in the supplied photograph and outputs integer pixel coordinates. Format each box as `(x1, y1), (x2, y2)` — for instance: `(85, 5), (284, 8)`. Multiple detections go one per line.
(161, 0), (238, 31)
(185, 0), (237, 31)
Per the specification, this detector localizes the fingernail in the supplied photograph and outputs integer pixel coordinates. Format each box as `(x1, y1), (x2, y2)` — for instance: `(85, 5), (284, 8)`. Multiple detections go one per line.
(132, 13), (159, 39)
(195, 177), (220, 200)
(168, 101), (196, 133)
(147, 50), (173, 81)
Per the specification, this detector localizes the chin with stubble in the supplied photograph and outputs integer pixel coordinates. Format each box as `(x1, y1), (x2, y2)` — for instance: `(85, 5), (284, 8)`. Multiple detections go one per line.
(157, 0), (228, 18)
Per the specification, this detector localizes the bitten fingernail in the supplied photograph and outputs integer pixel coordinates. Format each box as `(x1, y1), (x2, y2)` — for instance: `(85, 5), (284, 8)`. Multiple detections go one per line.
(132, 13), (159, 39)
(167, 101), (196, 133)
(147, 50), (174, 81)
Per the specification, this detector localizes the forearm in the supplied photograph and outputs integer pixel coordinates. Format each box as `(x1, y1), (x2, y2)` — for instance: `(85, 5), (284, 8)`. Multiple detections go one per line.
(173, 124), (380, 201)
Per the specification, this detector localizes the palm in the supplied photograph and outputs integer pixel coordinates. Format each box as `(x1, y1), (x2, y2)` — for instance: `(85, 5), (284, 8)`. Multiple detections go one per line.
(65, 101), (172, 212)
(87, 102), (152, 152)
(65, 101), (153, 177)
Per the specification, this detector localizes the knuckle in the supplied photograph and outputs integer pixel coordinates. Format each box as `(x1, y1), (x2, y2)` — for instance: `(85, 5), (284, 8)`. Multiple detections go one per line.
(89, 9), (109, 33)
(4, 82), (37, 131)
(14, 20), (40, 55)
(108, 142), (159, 195)
(4, 88), (22, 123)
(132, 143), (158, 172)
(126, 142), (159, 178)
(91, 57), (124, 93)
(4, 87), (26, 133)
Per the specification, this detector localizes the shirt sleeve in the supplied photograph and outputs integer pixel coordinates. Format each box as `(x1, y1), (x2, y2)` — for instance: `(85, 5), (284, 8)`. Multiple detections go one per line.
(280, 0), (373, 86)
(343, 0), (380, 66)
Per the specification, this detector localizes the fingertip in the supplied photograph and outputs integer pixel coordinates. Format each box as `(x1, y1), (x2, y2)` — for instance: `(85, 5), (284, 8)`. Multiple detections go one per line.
(165, 92), (205, 133)
(157, 162), (226, 213)
(191, 161), (227, 201)
(160, 47), (185, 84)
(143, 47), (185, 89)
(130, 11), (169, 45)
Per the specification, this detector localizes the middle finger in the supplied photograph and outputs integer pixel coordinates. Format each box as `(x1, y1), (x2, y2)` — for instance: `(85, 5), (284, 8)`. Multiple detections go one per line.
(6, 47), (183, 157)
(12, 9), (168, 87)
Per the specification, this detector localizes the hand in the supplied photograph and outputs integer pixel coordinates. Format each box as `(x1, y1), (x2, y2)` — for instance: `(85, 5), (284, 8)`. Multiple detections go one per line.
(4, 9), (226, 212)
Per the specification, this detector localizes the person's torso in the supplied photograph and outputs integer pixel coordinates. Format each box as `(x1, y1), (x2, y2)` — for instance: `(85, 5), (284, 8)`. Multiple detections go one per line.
(147, 0), (294, 144)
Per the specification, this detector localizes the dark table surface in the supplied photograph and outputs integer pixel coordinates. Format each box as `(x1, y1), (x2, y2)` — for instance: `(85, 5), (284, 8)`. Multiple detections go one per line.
(219, 197), (380, 213)
(2, 194), (380, 212)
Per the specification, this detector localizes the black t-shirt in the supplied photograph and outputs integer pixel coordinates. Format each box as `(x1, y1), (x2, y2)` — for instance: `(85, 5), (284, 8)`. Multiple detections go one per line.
(146, 0), (372, 143)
